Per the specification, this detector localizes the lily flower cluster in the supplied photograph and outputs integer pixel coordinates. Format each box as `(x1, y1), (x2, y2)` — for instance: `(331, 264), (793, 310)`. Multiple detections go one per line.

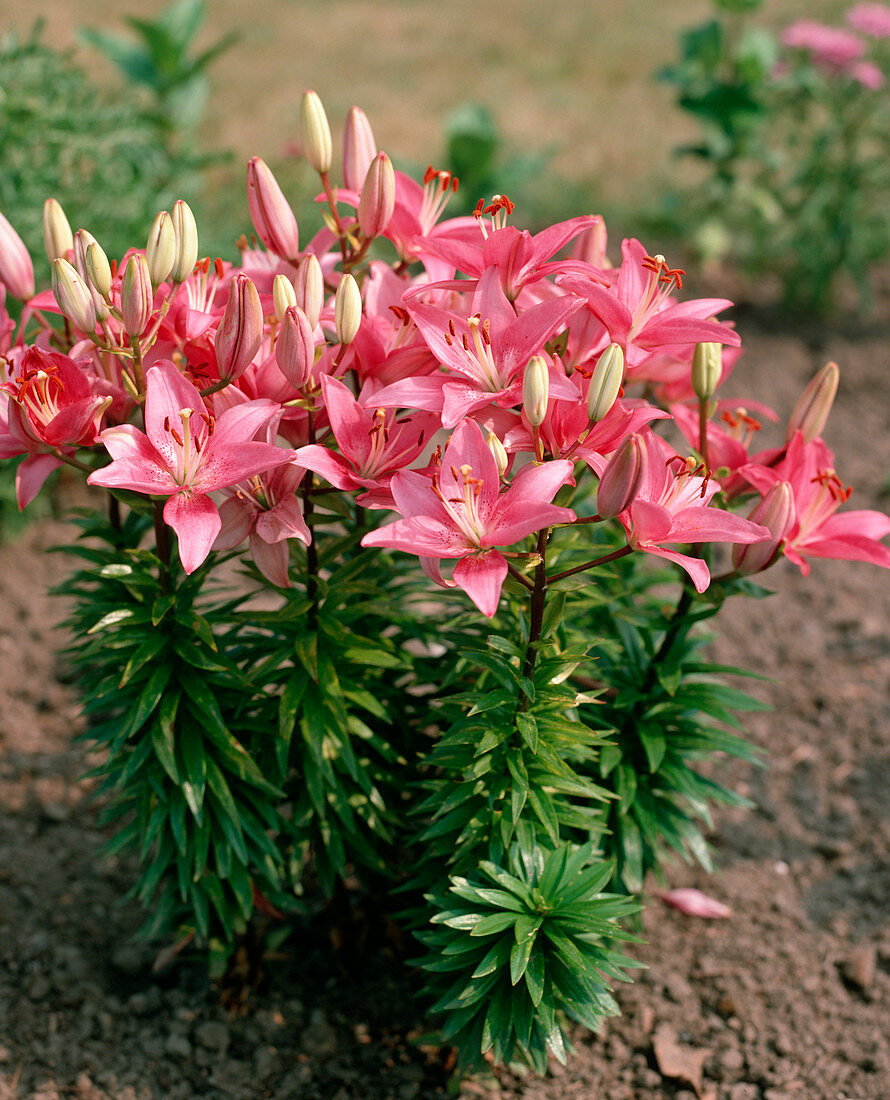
(1, 91), (888, 611)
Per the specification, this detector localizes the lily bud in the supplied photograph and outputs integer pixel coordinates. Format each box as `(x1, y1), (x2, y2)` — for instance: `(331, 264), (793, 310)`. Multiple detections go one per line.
(294, 253), (324, 329)
(486, 430), (509, 478)
(52, 258), (97, 333)
(273, 273), (297, 320)
(170, 200), (199, 283)
(146, 211), (176, 286)
(0, 210), (35, 300)
(120, 253), (154, 337)
(334, 273), (362, 345)
(85, 242), (112, 300)
(597, 433), (647, 519)
(276, 306), (315, 389)
(300, 90), (333, 175)
(216, 273), (262, 381)
(343, 106), (377, 191)
(569, 216), (609, 268)
(357, 152), (396, 240)
(587, 342), (624, 422)
(732, 481), (793, 576)
(523, 355), (549, 427)
(42, 199), (74, 263)
(246, 157), (300, 261)
(786, 361), (839, 444)
(691, 342), (723, 400)
(72, 231), (109, 321)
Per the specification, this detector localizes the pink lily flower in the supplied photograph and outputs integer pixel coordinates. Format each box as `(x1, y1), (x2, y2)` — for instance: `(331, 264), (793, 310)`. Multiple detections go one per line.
(559, 239), (740, 368)
(361, 419), (575, 617)
(214, 461), (311, 587)
(616, 431), (770, 592)
(741, 432), (890, 575)
(87, 361), (291, 573)
(660, 888), (732, 919)
(419, 203), (602, 302)
(295, 374), (440, 509)
(0, 348), (111, 508)
(374, 266), (580, 428)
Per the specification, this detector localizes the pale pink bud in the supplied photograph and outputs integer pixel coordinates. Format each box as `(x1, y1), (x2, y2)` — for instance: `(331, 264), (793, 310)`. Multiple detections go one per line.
(120, 253), (153, 337)
(272, 273), (297, 321)
(786, 361), (839, 444)
(691, 342), (722, 401)
(300, 90), (333, 175)
(731, 481), (794, 575)
(276, 306), (315, 389)
(85, 241), (112, 300)
(486, 430), (508, 478)
(42, 199), (73, 263)
(587, 342), (624, 422)
(334, 273), (362, 345)
(0, 210), (35, 300)
(357, 152), (395, 239)
(523, 355), (550, 427)
(246, 157), (300, 261)
(569, 216), (609, 268)
(294, 254), (323, 329)
(170, 200), (198, 283)
(343, 106), (377, 191)
(216, 273), (262, 381)
(72, 230), (109, 322)
(52, 258), (97, 333)
(661, 888), (732, 919)
(597, 433), (647, 519)
(146, 211), (176, 286)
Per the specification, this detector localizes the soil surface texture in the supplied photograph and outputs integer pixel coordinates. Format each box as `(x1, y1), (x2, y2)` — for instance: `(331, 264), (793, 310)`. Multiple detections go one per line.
(1, 308), (889, 1099)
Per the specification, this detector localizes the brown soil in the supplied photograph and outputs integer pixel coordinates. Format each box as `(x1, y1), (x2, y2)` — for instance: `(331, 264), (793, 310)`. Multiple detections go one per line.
(1, 312), (888, 1100)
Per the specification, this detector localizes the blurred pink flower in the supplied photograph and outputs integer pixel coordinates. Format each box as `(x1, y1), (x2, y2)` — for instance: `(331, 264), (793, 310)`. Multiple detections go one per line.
(849, 59), (886, 87)
(847, 2), (890, 37)
(661, 888), (732, 919)
(781, 21), (866, 67)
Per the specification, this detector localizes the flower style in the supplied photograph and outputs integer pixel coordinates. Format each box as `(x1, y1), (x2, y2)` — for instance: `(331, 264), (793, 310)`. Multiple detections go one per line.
(741, 432), (890, 575)
(615, 431), (770, 592)
(361, 419), (575, 616)
(88, 361), (291, 573)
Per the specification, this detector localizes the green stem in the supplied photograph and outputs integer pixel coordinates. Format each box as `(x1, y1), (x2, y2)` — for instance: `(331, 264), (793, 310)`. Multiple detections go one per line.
(522, 529), (550, 680)
(152, 499), (171, 595)
(302, 407), (319, 626)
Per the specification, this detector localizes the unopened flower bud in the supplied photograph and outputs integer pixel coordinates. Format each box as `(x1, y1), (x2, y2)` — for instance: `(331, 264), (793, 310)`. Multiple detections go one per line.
(216, 273), (262, 381)
(587, 342), (624, 422)
(120, 253), (154, 337)
(294, 253), (323, 329)
(42, 199), (73, 263)
(358, 152), (395, 239)
(691, 342), (723, 400)
(170, 200), (198, 283)
(85, 241), (112, 299)
(72, 230), (109, 321)
(146, 211), (176, 286)
(246, 157), (300, 260)
(273, 273), (297, 320)
(786, 361), (839, 444)
(52, 258), (97, 333)
(569, 216), (609, 268)
(486, 430), (508, 478)
(0, 210), (35, 300)
(276, 306), (315, 389)
(343, 106), (377, 191)
(732, 481), (793, 576)
(597, 433), (647, 519)
(334, 273), (362, 345)
(300, 90), (333, 175)
(523, 355), (549, 427)
(661, 888), (732, 919)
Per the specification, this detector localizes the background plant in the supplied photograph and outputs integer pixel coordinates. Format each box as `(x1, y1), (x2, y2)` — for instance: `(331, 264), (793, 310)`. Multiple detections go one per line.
(660, 0), (890, 314)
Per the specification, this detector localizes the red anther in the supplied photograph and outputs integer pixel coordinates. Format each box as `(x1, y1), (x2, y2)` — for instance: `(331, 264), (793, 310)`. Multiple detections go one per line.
(481, 318), (491, 344)
(444, 333), (453, 346)
(110, 258), (118, 279)
(450, 465), (459, 480)
(720, 410), (739, 428)
(741, 413), (761, 431)
(163, 416), (170, 432)
(448, 319), (457, 337)
(451, 177), (459, 192)
(483, 194), (515, 216)
(472, 199), (486, 219)
(423, 165), (437, 184)
(169, 425), (184, 446)
(389, 305), (410, 325)
(462, 334), (470, 351)
(201, 257), (211, 274)
(214, 257), (225, 278)
(642, 254), (662, 274)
